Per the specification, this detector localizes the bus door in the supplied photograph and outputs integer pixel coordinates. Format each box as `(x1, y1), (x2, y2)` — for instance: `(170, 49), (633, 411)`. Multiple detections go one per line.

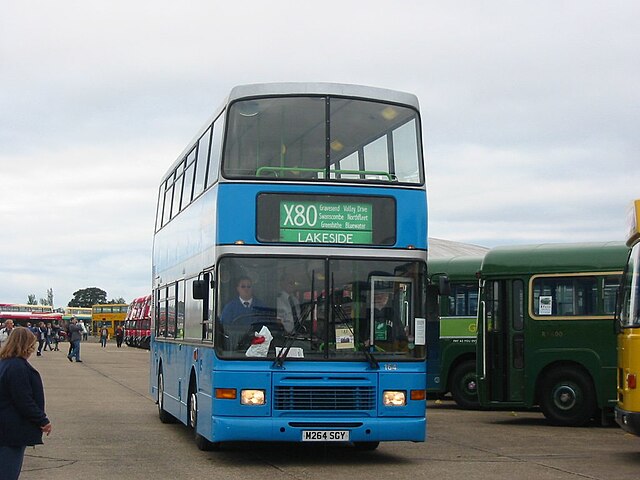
(484, 279), (525, 403)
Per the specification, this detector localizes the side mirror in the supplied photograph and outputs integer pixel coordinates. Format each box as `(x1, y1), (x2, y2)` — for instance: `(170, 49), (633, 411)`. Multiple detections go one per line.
(438, 275), (451, 297)
(193, 279), (206, 300)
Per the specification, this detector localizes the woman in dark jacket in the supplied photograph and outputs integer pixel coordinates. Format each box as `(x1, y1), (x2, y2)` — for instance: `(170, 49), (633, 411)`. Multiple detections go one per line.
(0, 327), (52, 480)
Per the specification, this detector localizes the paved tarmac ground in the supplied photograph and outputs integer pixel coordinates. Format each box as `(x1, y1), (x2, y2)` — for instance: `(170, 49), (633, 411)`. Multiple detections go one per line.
(19, 341), (640, 480)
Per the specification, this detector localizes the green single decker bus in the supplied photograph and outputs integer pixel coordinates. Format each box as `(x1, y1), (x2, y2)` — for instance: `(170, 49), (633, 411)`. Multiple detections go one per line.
(428, 255), (484, 408)
(477, 242), (628, 426)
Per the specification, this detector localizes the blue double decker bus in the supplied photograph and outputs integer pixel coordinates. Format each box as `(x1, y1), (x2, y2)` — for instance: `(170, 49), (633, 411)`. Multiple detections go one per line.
(150, 83), (429, 450)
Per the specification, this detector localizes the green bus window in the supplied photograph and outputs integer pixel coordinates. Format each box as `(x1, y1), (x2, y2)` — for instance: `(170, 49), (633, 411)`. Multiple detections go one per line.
(532, 276), (598, 317)
(448, 283), (478, 316)
(602, 276), (619, 315)
(487, 281), (501, 332)
(512, 280), (524, 331)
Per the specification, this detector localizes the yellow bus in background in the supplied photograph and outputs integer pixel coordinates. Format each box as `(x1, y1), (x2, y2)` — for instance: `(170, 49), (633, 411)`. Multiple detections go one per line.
(616, 199), (640, 435)
(63, 307), (92, 322)
(92, 304), (128, 338)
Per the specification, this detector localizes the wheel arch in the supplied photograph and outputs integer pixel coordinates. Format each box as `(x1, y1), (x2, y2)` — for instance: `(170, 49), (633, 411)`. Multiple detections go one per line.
(534, 360), (595, 405)
(446, 353), (476, 393)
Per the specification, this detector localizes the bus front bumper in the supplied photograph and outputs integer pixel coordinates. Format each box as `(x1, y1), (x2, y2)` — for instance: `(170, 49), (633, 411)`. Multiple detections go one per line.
(211, 416), (426, 443)
(615, 406), (640, 436)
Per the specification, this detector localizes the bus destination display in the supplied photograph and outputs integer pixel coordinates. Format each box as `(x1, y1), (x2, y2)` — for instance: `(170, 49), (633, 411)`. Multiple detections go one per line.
(280, 200), (372, 244)
(256, 193), (396, 246)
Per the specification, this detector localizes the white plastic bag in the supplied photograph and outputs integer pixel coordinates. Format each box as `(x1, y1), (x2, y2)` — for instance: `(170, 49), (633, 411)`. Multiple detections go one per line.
(245, 326), (273, 357)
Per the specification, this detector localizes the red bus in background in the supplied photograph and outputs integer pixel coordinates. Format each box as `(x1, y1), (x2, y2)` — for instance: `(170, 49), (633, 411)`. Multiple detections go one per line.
(0, 303), (54, 314)
(125, 295), (151, 349)
(0, 311), (63, 327)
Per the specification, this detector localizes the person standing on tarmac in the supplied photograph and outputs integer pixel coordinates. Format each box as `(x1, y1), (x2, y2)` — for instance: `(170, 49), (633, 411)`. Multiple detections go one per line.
(35, 322), (46, 357)
(67, 318), (83, 363)
(0, 319), (15, 349)
(100, 326), (109, 348)
(0, 327), (53, 480)
(115, 325), (124, 348)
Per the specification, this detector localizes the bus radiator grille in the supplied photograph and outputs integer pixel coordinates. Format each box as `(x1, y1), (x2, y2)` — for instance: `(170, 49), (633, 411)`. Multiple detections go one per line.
(273, 386), (376, 411)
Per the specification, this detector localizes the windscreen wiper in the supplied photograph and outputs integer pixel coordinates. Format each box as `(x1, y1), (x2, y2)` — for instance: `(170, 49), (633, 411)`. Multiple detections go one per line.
(272, 303), (313, 368)
(273, 269), (317, 368)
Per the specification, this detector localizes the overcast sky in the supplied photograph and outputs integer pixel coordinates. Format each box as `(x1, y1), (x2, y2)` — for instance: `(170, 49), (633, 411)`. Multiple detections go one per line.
(1, 1), (638, 307)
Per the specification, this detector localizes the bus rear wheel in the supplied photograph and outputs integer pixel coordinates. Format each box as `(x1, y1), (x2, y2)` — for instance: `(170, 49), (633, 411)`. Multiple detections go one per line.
(188, 384), (220, 451)
(450, 359), (479, 410)
(539, 367), (596, 426)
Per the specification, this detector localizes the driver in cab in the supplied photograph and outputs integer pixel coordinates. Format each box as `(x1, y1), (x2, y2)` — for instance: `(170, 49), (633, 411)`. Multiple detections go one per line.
(220, 276), (277, 351)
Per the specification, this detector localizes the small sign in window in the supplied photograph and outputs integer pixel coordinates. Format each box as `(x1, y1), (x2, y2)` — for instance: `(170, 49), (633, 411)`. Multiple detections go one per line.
(539, 296), (553, 315)
(335, 326), (355, 349)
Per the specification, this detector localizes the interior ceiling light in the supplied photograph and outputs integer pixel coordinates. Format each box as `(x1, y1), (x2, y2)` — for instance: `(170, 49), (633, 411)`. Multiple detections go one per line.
(381, 107), (398, 120)
(330, 140), (344, 151)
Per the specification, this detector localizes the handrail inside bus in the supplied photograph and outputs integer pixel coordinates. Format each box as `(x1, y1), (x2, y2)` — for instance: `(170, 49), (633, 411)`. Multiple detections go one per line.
(480, 300), (487, 379)
(256, 166), (397, 181)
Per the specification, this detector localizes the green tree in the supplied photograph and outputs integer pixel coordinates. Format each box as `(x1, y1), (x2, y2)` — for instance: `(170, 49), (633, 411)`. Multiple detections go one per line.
(68, 287), (107, 308)
(109, 297), (127, 304)
(40, 289), (54, 306)
(27, 294), (37, 305)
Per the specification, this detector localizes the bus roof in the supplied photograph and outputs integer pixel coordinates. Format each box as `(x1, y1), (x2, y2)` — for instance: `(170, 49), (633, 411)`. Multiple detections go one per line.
(480, 241), (628, 277)
(428, 255), (484, 281)
(227, 83), (420, 110)
(163, 82), (421, 184)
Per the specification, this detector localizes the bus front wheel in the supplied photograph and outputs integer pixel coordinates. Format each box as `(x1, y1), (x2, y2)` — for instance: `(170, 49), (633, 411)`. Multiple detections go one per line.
(188, 383), (220, 451)
(157, 371), (175, 424)
(539, 367), (596, 427)
(450, 359), (480, 410)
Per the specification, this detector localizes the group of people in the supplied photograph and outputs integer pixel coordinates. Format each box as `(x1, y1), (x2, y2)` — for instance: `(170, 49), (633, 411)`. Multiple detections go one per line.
(0, 315), (92, 479)
(99, 325), (125, 348)
(0, 317), (128, 480)
(0, 318), (89, 361)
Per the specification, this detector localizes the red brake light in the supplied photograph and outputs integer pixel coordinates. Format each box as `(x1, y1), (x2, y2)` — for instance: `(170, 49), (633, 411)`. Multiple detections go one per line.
(628, 373), (637, 389)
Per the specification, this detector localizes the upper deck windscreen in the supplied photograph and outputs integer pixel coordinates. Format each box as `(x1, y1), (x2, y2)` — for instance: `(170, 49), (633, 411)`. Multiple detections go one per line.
(222, 96), (422, 184)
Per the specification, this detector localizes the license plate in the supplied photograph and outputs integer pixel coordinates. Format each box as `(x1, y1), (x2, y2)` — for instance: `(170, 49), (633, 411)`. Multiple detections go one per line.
(301, 430), (350, 442)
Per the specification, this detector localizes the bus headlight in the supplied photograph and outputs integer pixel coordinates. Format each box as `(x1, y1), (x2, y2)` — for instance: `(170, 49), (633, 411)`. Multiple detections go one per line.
(241, 389), (266, 405)
(383, 390), (406, 406)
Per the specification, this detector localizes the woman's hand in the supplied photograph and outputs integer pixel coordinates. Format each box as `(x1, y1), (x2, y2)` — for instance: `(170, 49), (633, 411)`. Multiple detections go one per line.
(41, 422), (52, 436)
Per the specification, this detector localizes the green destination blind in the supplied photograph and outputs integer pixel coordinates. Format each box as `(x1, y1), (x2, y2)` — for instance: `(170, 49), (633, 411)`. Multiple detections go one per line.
(279, 201), (373, 244)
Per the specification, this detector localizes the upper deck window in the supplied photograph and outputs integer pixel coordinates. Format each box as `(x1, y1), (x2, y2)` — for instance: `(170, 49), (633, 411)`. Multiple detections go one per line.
(222, 96), (423, 184)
